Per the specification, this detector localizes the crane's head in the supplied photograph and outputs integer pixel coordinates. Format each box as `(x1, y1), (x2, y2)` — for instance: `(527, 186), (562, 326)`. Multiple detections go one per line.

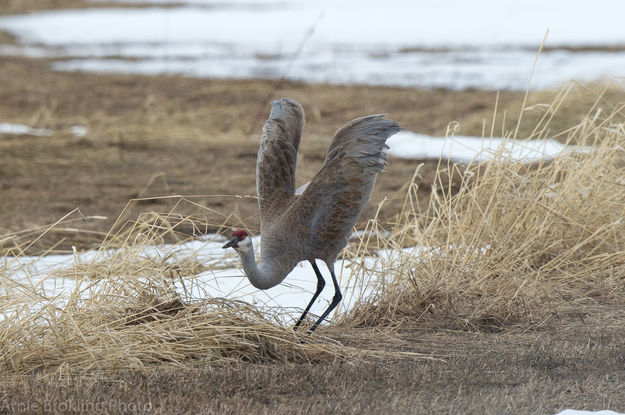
(222, 230), (250, 250)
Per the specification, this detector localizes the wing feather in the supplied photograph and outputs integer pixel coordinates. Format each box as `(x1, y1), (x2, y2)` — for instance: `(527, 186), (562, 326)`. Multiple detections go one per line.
(256, 98), (304, 231)
(290, 114), (401, 259)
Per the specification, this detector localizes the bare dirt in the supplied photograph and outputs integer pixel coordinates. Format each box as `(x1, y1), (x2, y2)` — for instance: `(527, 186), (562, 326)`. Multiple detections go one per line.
(0, 53), (530, 253)
(2, 316), (625, 414)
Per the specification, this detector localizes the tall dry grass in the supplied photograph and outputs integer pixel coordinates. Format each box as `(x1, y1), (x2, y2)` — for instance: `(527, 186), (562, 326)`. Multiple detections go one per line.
(344, 86), (625, 331)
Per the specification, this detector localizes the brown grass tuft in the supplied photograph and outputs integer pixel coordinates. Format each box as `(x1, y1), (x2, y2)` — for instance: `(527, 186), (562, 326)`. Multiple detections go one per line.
(0, 215), (352, 375)
(344, 88), (625, 331)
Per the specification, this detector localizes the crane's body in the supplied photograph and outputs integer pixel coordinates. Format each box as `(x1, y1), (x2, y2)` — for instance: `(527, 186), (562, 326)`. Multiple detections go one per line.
(223, 98), (400, 332)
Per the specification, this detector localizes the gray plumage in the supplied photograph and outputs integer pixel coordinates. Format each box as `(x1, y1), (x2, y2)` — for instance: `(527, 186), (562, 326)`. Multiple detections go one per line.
(223, 97), (400, 332)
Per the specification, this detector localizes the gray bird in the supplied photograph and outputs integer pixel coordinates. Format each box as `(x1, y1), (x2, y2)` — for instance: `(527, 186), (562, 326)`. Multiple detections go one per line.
(223, 98), (400, 332)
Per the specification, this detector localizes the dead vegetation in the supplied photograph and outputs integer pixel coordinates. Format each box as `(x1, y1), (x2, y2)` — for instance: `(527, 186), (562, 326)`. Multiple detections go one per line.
(0, 214), (349, 374)
(343, 91), (625, 334)
(1, 204), (439, 376)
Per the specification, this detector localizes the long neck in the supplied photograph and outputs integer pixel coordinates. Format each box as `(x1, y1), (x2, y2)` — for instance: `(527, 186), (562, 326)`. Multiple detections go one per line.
(238, 241), (282, 290)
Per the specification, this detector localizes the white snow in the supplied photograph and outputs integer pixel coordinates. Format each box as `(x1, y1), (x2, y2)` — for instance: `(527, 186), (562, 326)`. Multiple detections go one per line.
(1, 235), (390, 325)
(1, 1), (625, 89)
(386, 132), (592, 163)
(69, 125), (88, 137)
(0, 122), (53, 136)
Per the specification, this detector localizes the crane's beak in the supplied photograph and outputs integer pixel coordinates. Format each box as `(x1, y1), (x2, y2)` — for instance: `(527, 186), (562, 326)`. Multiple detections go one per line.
(222, 236), (239, 249)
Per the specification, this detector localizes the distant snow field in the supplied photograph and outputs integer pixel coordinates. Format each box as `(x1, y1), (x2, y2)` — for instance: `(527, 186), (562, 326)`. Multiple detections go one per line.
(1, 0), (625, 89)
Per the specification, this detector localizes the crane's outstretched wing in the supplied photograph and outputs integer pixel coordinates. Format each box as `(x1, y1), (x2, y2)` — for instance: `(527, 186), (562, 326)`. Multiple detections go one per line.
(291, 114), (401, 257)
(257, 98), (305, 230)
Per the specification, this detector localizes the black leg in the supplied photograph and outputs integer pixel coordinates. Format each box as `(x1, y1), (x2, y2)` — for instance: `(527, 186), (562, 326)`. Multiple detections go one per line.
(308, 264), (342, 334)
(293, 260), (325, 330)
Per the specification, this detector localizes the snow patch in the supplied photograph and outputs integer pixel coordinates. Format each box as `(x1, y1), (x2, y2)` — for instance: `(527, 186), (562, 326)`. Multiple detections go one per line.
(69, 125), (88, 137)
(1, 236), (385, 325)
(0, 122), (53, 136)
(386, 132), (592, 163)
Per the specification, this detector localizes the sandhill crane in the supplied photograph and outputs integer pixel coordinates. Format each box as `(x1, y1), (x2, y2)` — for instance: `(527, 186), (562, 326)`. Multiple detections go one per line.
(223, 98), (400, 333)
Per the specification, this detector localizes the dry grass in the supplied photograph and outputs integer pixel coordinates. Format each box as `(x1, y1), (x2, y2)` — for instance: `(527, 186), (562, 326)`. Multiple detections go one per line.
(462, 80), (625, 142)
(1, 203), (440, 376)
(0, 218), (349, 375)
(2, 326), (624, 415)
(344, 88), (625, 332)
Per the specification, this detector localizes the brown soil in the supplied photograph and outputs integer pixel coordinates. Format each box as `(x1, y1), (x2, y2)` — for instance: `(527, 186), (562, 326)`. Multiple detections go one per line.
(0, 53), (530, 253)
(2, 312), (625, 414)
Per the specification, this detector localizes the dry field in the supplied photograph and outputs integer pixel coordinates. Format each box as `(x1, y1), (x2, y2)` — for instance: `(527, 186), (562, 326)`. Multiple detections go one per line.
(2, 2), (625, 414)
(0, 54), (526, 254)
